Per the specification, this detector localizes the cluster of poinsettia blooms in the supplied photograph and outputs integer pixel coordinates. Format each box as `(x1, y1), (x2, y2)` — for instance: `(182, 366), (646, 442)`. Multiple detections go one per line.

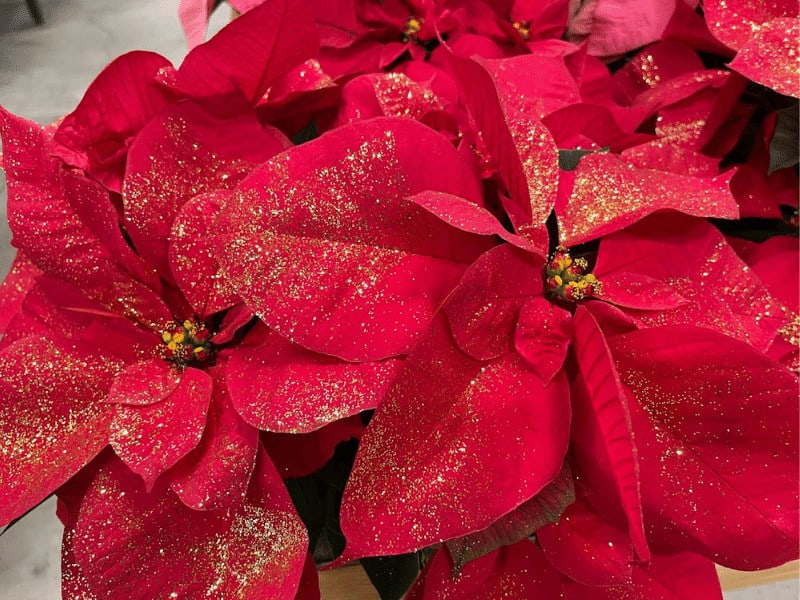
(0, 0), (797, 597)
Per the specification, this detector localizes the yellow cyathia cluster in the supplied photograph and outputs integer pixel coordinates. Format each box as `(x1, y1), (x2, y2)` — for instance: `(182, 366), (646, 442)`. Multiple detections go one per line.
(545, 247), (602, 301)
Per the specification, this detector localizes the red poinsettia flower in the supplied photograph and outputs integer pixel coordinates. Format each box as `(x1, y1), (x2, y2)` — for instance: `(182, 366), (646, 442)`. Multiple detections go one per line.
(324, 56), (796, 577)
(0, 90), (401, 598)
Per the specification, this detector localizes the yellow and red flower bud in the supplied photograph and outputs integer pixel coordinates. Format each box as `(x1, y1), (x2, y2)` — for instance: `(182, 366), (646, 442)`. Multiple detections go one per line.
(544, 247), (601, 303)
(158, 319), (214, 367)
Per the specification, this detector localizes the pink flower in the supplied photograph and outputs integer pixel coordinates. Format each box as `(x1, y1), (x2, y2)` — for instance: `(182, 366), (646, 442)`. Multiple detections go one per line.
(567, 0), (691, 60)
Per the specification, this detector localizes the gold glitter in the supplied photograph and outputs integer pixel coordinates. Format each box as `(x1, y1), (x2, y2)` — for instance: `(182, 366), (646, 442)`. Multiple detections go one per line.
(0, 337), (121, 524)
(373, 73), (442, 120)
(558, 153), (738, 245)
(71, 457), (308, 597)
(729, 17), (800, 97)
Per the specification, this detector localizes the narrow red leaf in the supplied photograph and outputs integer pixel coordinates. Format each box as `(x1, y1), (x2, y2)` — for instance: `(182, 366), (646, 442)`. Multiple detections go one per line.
(571, 306), (649, 560)
(610, 326), (799, 569)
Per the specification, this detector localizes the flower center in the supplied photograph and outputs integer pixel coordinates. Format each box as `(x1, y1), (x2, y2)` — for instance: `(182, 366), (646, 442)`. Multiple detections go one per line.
(402, 16), (424, 41)
(159, 319), (214, 366)
(545, 247), (601, 301)
(512, 20), (531, 41)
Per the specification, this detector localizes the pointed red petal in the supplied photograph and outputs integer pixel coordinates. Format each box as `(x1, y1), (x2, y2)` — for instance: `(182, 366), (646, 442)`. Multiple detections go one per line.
(571, 306), (649, 560)
(515, 296), (572, 384)
(176, 0), (319, 103)
(445, 244), (543, 361)
(1, 109), (172, 330)
(0, 337), (120, 525)
(228, 323), (402, 433)
(557, 153), (739, 245)
(53, 51), (171, 192)
(169, 190), (240, 317)
(340, 316), (571, 556)
(106, 359), (182, 406)
(170, 374), (259, 511)
(72, 451), (307, 598)
(729, 18), (800, 97)
(214, 118), (490, 361)
(123, 97), (290, 277)
(109, 366), (212, 489)
(609, 326), (799, 569)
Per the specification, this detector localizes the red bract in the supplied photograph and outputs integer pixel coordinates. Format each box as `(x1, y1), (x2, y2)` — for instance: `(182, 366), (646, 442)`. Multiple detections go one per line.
(55, 0), (318, 193)
(703, 0), (799, 97)
(730, 235), (799, 371)
(212, 117), (498, 362)
(408, 539), (724, 599)
(556, 152), (739, 245)
(59, 451), (308, 599)
(592, 214), (786, 351)
(0, 94), (400, 599)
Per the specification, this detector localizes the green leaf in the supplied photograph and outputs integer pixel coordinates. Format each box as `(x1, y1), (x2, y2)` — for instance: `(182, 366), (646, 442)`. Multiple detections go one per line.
(286, 439), (359, 563)
(768, 103), (799, 175)
(291, 119), (319, 146)
(712, 217), (798, 242)
(361, 552), (421, 600)
(286, 476), (326, 552)
(445, 461), (575, 574)
(558, 148), (608, 171)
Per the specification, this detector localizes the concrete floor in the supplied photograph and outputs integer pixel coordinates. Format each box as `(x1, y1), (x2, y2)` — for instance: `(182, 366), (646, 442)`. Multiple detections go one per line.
(0, 1), (797, 598)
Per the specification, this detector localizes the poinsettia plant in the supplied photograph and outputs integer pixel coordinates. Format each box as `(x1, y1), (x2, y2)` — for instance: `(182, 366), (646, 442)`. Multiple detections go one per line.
(0, 0), (797, 598)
